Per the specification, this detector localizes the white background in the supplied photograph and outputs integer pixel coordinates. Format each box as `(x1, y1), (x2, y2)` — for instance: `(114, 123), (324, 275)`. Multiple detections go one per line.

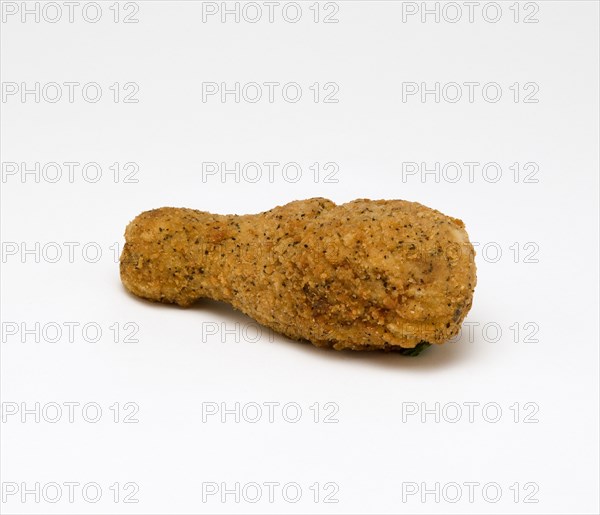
(1, 1), (599, 514)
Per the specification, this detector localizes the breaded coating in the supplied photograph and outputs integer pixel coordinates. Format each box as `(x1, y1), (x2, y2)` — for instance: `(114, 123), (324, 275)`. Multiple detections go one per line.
(120, 198), (476, 351)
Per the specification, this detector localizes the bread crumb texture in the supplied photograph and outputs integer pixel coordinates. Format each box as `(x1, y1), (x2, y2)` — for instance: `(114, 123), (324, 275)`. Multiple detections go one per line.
(120, 198), (477, 351)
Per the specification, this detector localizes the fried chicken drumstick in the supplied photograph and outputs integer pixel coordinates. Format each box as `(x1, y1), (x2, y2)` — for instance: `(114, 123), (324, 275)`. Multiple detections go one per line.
(120, 198), (476, 352)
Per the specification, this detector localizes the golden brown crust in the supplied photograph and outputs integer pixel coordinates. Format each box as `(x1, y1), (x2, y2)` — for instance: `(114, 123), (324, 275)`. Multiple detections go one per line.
(120, 198), (476, 351)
